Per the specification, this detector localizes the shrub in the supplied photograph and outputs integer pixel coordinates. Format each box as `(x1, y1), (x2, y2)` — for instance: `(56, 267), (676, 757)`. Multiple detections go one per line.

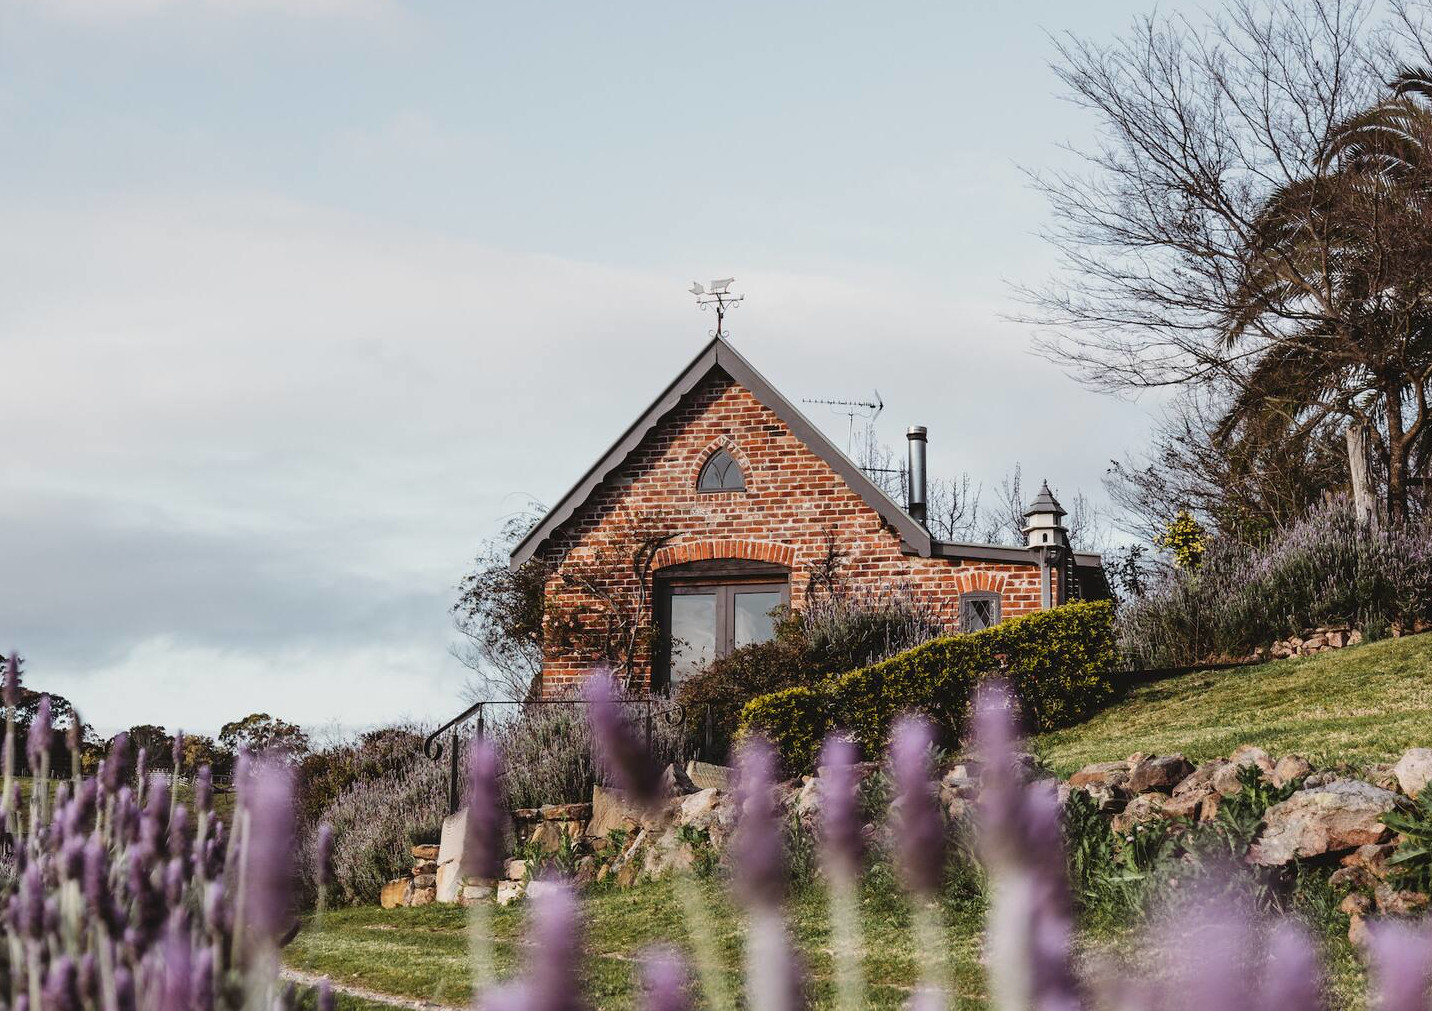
(1119, 497), (1432, 667)
(296, 724), (426, 826)
(490, 696), (686, 810)
(311, 742), (451, 905)
(741, 599), (1116, 770)
(677, 584), (946, 760)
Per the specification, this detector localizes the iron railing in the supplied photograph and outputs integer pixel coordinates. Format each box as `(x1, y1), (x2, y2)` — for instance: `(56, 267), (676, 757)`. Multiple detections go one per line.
(423, 698), (696, 815)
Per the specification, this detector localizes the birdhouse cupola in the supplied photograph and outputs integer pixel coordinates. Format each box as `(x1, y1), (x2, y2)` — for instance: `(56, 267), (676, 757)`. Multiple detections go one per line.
(1022, 481), (1069, 549)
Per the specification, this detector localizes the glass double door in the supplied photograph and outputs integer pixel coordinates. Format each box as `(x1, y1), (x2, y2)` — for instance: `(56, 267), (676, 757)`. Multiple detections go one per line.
(663, 580), (787, 688)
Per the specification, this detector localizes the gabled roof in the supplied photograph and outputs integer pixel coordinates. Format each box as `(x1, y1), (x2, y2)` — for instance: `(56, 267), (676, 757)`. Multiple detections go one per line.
(509, 337), (936, 568)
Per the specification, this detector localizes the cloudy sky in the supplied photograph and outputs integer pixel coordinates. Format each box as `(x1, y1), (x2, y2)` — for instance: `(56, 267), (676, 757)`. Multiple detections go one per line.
(1, 0), (1185, 737)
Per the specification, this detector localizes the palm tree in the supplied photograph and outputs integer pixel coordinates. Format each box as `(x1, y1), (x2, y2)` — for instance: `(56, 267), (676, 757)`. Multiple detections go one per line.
(1221, 67), (1432, 523)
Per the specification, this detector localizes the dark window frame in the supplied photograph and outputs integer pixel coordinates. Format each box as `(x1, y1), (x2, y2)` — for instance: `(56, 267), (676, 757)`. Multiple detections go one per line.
(696, 448), (746, 493)
(654, 559), (789, 692)
(959, 590), (1002, 632)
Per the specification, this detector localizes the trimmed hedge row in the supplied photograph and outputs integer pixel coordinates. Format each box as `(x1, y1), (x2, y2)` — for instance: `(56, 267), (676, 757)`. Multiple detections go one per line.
(739, 599), (1117, 771)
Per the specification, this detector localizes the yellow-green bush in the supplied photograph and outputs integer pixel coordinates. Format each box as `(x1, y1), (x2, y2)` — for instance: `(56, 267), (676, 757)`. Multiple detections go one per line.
(740, 600), (1116, 770)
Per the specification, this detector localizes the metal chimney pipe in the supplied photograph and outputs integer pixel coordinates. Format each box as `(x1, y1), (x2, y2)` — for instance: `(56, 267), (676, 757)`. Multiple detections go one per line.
(906, 426), (928, 526)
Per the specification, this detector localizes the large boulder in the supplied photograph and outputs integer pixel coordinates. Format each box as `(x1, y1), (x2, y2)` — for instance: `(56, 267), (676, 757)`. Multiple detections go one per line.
(1069, 761), (1132, 792)
(380, 878), (412, 909)
(1111, 793), (1167, 834)
(589, 785), (641, 841)
(1392, 748), (1432, 799)
(1127, 755), (1194, 794)
(1271, 755), (1312, 789)
(686, 761), (731, 792)
(1248, 780), (1398, 865)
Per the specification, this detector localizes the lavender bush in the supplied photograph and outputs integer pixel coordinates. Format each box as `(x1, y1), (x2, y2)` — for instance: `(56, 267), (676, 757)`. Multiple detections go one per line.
(488, 693), (685, 810)
(308, 745), (449, 905)
(0, 653), (325, 1010)
(1120, 496), (1432, 667)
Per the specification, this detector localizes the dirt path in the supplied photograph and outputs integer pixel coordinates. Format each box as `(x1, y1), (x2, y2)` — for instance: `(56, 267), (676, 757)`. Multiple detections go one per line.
(280, 968), (467, 1010)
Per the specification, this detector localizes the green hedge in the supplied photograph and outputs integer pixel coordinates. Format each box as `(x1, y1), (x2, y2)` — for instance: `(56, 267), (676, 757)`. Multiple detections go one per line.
(739, 600), (1117, 771)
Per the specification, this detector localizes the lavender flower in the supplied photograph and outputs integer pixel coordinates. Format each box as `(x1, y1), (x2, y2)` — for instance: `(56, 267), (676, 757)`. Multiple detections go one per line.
(1258, 922), (1320, 1009)
(105, 731), (131, 792)
(732, 737), (784, 912)
(44, 955), (78, 1011)
(973, 682), (1079, 1011)
(462, 738), (505, 881)
(172, 731), (185, 773)
(525, 882), (585, 1011)
(582, 670), (662, 811)
(239, 759), (296, 949)
(317, 978), (335, 1011)
(26, 694), (51, 769)
(817, 735), (863, 880)
(192, 947), (215, 1011)
(890, 715), (944, 899)
(4, 652), (19, 708)
(194, 765), (213, 814)
(640, 947), (690, 1011)
(157, 917), (193, 1011)
(1369, 921), (1432, 1011)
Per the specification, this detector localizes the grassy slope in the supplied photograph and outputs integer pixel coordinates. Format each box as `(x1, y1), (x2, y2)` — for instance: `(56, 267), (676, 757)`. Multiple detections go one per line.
(1036, 633), (1432, 775)
(287, 878), (990, 1010)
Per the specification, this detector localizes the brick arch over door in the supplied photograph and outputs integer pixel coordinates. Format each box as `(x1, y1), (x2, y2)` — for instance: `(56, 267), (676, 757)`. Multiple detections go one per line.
(955, 569), (1009, 596)
(652, 538), (797, 571)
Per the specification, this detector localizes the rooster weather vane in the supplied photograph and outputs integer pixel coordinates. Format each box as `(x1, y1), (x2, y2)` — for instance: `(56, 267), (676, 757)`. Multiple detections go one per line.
(690, 277), (744, 339)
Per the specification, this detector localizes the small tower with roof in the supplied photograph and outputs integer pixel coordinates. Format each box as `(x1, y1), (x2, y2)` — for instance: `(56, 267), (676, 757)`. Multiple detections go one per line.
(1024, 481), (1070, 609)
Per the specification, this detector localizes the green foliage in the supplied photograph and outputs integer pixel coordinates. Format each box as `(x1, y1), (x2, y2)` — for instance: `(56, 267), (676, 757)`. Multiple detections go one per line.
(1154, 509), (1207, 571)
(677, 584), (946, 761)
(674, 824), (719, 879)
(741, 600), (1117, 771)
(1119, 497), (1432, 667)
(1383, 793), (1432, 892)
(219, 712), (310, 759)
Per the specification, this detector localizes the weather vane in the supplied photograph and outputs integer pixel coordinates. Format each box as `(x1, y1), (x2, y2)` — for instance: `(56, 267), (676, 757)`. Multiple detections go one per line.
(689, 277), (744, 339)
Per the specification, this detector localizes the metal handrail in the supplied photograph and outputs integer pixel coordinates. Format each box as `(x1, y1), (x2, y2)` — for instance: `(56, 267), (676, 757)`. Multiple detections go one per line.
(423, 697), (692, 814)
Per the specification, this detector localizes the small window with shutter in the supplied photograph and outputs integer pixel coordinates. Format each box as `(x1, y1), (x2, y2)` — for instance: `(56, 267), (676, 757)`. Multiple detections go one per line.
(960, 591), (1001, 632)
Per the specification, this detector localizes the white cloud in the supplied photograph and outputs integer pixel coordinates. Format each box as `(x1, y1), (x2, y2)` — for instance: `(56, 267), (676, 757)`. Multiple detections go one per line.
(0, 188), (1150, 736)
(8, 0), (395, 24)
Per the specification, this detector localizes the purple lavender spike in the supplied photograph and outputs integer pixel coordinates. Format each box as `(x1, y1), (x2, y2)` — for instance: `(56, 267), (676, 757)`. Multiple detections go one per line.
(195, 765), (213, 814)
(316, 822), (334, 887)
(480, 983), (535, 1011)
(818, 735), (863, 880)
(158, 917), (193, 1011)
(79, 953), (98, 1005)
(26, 694), (52, 768)
(733, 737), (784, 912)
(526, 882), (584, 1011)
(136, 746), (148, 789)
(83, 834), (108, 917)
(462, 739), (504, 881)
(192, 946), (215, 1011)
(1369, 921), (1432, 1011)
(169, 805), (190, 867)
(973, 682), (1080, 1011)
(171, 730), (184, 772)
(19, 862), (44, 938)
(104, 733), (130, 794)
(44, 954), (79, 1011)
(240, 759), (296, 948)
(318, 979), (335, 1011)
(4, 653), (18, 708)
(1258, 922), (1320, 1010)
(66, 710), (83, 757)
(165, 857), (185, 907)
(890, 716), (944, 899)
(640, 946), (690, 1011)
(582, 670), (662, 811)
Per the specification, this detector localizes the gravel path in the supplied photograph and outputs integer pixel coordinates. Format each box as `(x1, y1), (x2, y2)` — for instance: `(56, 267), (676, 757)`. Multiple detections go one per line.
(280, 968), (466, 1010)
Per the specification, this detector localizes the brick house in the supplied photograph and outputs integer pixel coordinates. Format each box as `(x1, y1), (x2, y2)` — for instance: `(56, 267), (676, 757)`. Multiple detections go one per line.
(511, 337), (1108, 698)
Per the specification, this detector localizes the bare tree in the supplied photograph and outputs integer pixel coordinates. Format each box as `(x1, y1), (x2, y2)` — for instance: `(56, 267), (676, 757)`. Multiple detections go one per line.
(852, 423), (983, 540)
(453, 503), (551, 702)
(1021, 0), (1432, 523)
(979, 464), (1026, 546)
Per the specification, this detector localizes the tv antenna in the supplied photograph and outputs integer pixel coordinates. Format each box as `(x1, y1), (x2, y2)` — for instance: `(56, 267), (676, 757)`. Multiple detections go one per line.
(689, 278), (744, 339)
(802, 390), (885, 451)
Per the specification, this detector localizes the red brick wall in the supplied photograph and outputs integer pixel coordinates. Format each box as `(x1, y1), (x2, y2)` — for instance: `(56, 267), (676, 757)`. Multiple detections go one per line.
(536, 373), (1045, 697)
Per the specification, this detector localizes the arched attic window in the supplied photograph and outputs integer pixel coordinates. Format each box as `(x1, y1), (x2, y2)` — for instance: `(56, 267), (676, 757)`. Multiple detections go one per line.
(697, 448), (746, 492)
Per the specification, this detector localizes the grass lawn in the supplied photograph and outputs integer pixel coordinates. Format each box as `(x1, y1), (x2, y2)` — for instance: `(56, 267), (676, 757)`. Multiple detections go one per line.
(1035, 633), (1432, 775)
(287, 878), (990, 1009)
